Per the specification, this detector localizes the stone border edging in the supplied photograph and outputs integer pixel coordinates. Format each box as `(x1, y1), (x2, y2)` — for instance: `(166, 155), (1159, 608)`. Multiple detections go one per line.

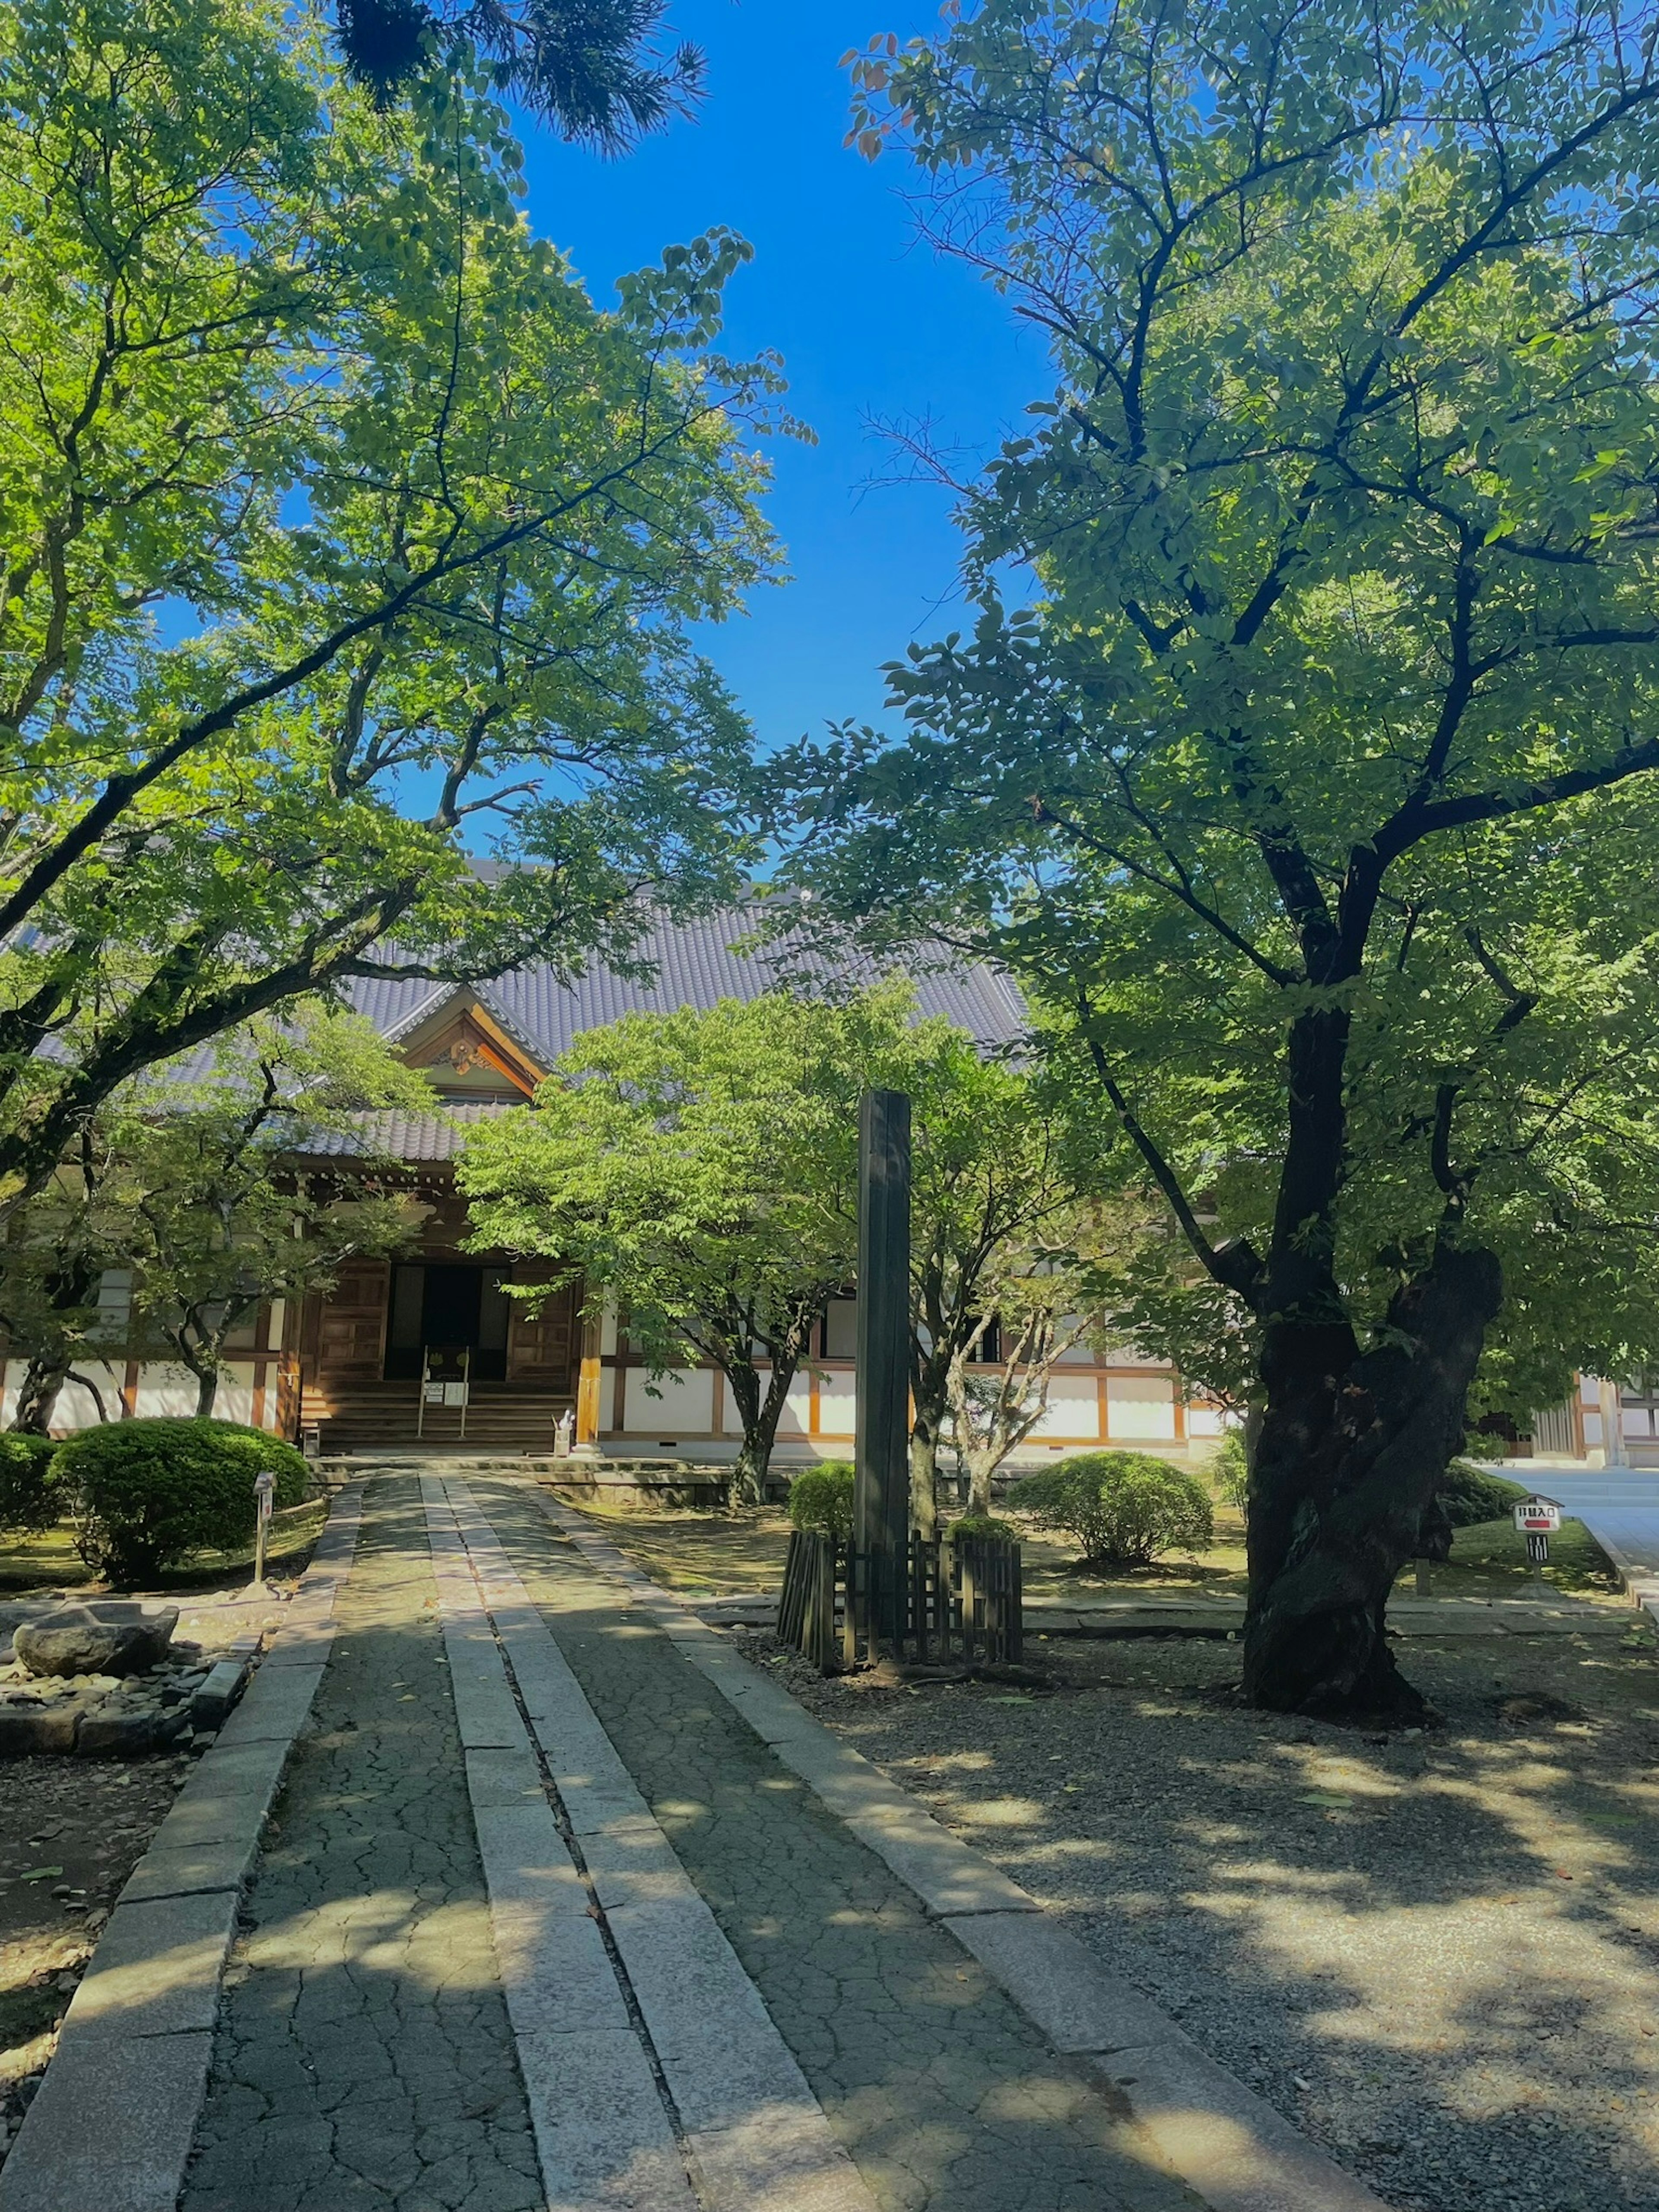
(1567, 1515), (1659, 1634)
(428, 1477), (884, 2212)
(0, 1483), (365, 2212)
(542, 1496), (1391, 2212)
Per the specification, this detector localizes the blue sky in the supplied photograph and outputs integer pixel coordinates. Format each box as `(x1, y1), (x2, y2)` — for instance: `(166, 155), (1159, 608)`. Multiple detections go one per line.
(512, 0), (1051, 755)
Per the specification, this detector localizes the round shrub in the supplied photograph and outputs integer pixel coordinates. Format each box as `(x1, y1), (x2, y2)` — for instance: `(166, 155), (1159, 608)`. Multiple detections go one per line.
(0, 1432), (60, 1537)
(788, 1460), (855, 1540)
(1011, 1451), (1214, 1567)
(57, 1418), (310, 1586)
(1437, 1459), (1530, 1529)
(945, 1513), (1018, 1545)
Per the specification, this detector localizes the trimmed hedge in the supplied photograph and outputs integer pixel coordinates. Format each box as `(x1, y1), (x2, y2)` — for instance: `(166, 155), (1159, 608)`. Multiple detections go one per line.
(945, 1513), (1018, 1545)
(0, 1432), (59, 1537)
(1011, 1450), (1214, 1566)
(1438, 1459), (1530, 1529)
(58, 1418), (310, 1587)
(788, 1460), (855, 1540)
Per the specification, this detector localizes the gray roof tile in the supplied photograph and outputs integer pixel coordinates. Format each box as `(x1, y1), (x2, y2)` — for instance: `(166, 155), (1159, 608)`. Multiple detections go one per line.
(348, 899), (1027, 1071)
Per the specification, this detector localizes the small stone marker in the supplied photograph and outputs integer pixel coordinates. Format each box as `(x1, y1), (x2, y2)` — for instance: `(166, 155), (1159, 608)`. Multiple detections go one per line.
(252, 1468), (276, 1586)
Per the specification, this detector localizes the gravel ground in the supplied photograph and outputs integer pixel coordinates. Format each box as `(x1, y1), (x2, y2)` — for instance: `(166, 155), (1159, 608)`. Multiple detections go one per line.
(740, 1620), (1659, 2212)
(0, 1749), (192, 2168)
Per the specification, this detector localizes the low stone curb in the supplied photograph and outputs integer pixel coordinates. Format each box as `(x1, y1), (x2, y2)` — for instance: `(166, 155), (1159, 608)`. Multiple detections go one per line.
(427, 1478), (884, 2212)
(543, 1497), (1391, 2212)
(0, 1483), (365, 2212)
(1570, 1518), (1659, 1637)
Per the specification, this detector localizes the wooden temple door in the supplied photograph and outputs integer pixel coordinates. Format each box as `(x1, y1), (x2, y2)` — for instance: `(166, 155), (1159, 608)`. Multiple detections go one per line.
(505, 1271), (575, 1389)
(317, 1259), (391, 1383)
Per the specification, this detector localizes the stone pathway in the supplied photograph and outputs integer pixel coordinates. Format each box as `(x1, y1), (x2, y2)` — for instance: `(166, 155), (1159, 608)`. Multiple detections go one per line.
(172, 1470), (1207, 2212)
(180, 1478), (543, 2212)
(461, 1475), (1202, 2212)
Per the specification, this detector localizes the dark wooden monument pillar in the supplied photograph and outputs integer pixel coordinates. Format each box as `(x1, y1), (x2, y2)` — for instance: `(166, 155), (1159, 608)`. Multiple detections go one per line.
(855, 1087), (911, 1649)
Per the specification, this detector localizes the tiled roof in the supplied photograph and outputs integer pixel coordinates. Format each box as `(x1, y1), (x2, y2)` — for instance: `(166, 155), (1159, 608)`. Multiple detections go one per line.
(295, 1100), (516, 1162)
(348, 899), (1029, 1071)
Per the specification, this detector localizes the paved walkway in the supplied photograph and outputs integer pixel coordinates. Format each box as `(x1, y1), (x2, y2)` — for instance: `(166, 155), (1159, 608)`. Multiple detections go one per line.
(181, 1481), (542, 2212)
(174, 1471), (1204, 2212)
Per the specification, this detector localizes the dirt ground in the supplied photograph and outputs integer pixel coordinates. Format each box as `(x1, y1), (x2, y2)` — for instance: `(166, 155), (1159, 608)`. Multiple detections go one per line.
(0, 1750), (191, 2155)
(0, 1505), (332, 2170)
(742, 1618), (1659, 2212)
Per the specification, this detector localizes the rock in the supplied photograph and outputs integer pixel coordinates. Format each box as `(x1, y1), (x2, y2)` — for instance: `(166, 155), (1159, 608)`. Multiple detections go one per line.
(14, 1603), (178, 1679)
(188, 1657), (249, 1732)
(78, 1707), (189, 1756)
(0, 1705), (78, 1755)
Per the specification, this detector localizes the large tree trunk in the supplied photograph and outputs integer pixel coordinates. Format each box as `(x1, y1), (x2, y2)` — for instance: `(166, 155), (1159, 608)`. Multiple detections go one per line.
(1242, 1243), (1502, 1716)
(193, 1365), (219, 1418)
(12, 1353), (70, 1435)
(724, 1352), (799, 1507)
(8, 1252), (100, 1434)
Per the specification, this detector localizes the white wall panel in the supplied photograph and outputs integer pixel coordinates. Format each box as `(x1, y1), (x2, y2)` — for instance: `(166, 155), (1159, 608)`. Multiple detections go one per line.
(775, 1374), (813, 1437)
(624, 1367), (712, 1434)
(1107, 1371), (1177, 1440)
(1030, 1373), (1103, 1440)
(816, 1378), (856, 1438)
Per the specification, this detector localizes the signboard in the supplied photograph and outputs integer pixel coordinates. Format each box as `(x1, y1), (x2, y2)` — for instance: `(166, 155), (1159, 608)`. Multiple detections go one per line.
(1513, 1495), (1563, 1533)
(417, 1345), (471, 1437)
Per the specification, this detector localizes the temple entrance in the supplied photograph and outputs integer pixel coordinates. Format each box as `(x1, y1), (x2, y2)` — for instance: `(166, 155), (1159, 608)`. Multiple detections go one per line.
(385, 1263), (512, 1381)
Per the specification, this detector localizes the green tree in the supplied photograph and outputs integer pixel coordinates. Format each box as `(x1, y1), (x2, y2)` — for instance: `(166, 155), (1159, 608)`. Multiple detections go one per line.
(790, 0), (1659, 1714)
(0, 0), (779, 1219)
(457, 992), (877, 1501)
(0, 1009), (429, 1426)
(894, 1032), (1097, 1535)
(0, 1122), (125, 1433)
(109, 1012), (429, 1417)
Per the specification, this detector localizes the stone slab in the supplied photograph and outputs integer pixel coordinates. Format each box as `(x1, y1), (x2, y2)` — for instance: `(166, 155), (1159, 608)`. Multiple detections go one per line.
(60, 1888), (239, 2040)
(470, 1802), (593, 1913)
(118, 1831), (259, 1906)
(512, 2028), (697, 2212)
(558, 1774), (655, 1838)
(172, 1727), (293, 1816)
(1084, 2040), (1389, 2212)
(490, 1897), (632, 2037)
(259, 1620), (335, 1668)
(464, 1743), (547, 1809)
(445, 1644), (529, 1750)
(605, 1894), (881, 2212)
(0, 1703), (79, 1755)
(762, 1727), (1039, 1917)
(942, 1909), (1182, 2053)
(188, 1657), (248, 1729)
(580, 1814), (697, 1913)
(0, 2029), (214, 2212)
(211, 1660), (326, 1746)
(153, 1789), (273, 1852)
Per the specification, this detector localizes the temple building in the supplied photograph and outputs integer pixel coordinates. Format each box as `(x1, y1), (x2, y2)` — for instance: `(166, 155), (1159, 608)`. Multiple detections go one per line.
(2, 904), (1227, 1468)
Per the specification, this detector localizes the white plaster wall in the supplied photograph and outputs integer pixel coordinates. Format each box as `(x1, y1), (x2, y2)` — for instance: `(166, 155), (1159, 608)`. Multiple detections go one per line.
(775, 1374), (814, 1437)
(1186, 1403), (1226, 1439)
(816, 1377), (856, 1439)
(0, 1359), (273, 1433)
(625, 1367), (713, 1435)
(1029, 1373), (1104, 1440)
(1106, 1371), (1178, 1440)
